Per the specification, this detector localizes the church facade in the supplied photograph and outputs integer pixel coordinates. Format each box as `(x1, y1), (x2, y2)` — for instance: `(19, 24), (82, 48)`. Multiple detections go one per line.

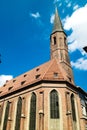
(0, 8), (87, 130)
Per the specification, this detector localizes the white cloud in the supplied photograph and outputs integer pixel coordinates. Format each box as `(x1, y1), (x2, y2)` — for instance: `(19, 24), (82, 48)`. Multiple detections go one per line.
(71, 57), (87, 70)
(73, 4), (79, 11)
(30, 12), (40, 19)
(50, 14), (55, 24)
(64, 4), (87, 53)
(0, 75), (13, 87)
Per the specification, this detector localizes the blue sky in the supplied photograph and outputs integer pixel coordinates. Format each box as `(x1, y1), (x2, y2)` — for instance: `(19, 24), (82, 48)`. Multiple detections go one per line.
(0, 0), (87, 92)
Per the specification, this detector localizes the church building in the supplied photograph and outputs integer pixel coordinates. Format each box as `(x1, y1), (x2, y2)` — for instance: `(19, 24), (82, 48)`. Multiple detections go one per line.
(0, 8), (87, 130)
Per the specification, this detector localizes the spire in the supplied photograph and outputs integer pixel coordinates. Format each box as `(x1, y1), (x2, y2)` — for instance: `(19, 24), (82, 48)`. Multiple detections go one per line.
(52, 7), (64, 33)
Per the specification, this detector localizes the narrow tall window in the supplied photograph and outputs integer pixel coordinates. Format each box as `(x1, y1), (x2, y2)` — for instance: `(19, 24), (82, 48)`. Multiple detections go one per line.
(15, 97), (22, 130)
(53, 37), (56, 45)
(50, 90), (59, 118)
(85, 102), (87, 116)
(71, 94), (76, 121)
(64, 37), (66, 46)
(9, 102), (13, 120)
(0, 103), (3, 125)
(29, 92), (36, 130)
(59, 37), (62, 47)
(3, 101), (10, 130)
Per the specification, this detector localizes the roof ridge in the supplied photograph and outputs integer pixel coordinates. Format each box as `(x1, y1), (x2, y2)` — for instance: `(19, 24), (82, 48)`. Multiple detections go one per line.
(41, 59), (55, 79)
(55, 58), (66, 79)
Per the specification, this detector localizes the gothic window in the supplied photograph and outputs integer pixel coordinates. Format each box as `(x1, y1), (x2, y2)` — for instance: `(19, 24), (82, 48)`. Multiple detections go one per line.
(50, 90), (59, 119)
(0, 103), (3, 125)
(59, 37), (62, 47)
(64, 37), (66, 46)
(53, 37), (56, 45)
(86, 103), (87, 116)
(3, 101), (10, 130)
(65, 92), (70, 113)
(71, 94), (76, 121)
(80, 95), (87, 116)
(65, 53), (70, 63)
(8, 102), (13, 121)
(15, 97), (22, 130)
(21, 97), (26, 117)
(60, 51), (63, 60)
(29, 92), (36, 130)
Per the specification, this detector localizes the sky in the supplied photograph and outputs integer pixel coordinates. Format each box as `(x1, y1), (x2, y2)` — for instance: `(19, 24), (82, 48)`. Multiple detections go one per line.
(0, 0), (87, 92)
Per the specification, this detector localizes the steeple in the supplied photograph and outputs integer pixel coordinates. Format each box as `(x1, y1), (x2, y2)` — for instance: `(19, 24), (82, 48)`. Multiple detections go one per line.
(50, 7), (74, 83)
(52, 7), (64, 33)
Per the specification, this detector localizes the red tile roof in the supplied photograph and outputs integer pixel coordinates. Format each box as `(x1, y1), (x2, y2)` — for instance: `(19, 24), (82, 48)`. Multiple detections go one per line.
(0, 59), (73, 97)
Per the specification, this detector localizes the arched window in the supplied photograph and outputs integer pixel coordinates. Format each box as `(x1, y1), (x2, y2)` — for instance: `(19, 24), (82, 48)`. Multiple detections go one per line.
(3, 101), (10, 130)
(15, 97), (22, 130)
(29, 92), (36, 130)
(53, 36), (56, 45)
(50, 90), (59, 119)
(71, 94), (76, 121)
(59, 37), (62, 47)
(0, 103), (3, 125)
(64, 37), (67, 46)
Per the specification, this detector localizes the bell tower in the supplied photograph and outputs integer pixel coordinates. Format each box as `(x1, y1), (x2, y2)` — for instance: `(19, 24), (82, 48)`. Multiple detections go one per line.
(50, 7), (74, 83)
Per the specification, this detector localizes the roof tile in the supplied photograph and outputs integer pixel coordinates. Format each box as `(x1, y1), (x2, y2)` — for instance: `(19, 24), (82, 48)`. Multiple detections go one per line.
(0, 59), (72, 97)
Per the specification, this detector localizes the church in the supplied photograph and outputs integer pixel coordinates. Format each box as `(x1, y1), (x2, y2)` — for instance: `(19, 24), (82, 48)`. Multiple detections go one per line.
(0, 7), (87, 130)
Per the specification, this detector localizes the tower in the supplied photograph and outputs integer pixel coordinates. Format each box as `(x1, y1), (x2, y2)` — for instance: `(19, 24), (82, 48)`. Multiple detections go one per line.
(0, 6), (87, 130)
(50, 7), (74, 83)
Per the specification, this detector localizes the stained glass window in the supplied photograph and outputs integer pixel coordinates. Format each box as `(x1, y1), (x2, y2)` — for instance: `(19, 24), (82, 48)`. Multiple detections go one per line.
(29, 92), (36, 130)
(3, 101), (10, 130)
(71, 94), (76, 121)
(15, 97), (22, 130)
(50, 90), (59, 119)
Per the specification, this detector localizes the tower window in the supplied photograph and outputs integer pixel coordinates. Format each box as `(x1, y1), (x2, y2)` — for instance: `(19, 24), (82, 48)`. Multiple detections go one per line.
(64, 37), (66, 46)
(53, 37), (56, 45)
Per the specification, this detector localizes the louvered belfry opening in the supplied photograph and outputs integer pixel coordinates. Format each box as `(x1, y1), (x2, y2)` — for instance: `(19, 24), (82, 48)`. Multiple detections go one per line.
(29, 92), (36, 130)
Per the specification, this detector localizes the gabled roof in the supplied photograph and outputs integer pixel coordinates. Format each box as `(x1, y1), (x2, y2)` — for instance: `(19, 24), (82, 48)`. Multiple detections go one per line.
(0, 59), (73, 97)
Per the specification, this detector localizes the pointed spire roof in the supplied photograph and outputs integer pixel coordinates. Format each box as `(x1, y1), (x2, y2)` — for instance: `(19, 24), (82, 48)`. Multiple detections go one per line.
(52, 7), (64, 33)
